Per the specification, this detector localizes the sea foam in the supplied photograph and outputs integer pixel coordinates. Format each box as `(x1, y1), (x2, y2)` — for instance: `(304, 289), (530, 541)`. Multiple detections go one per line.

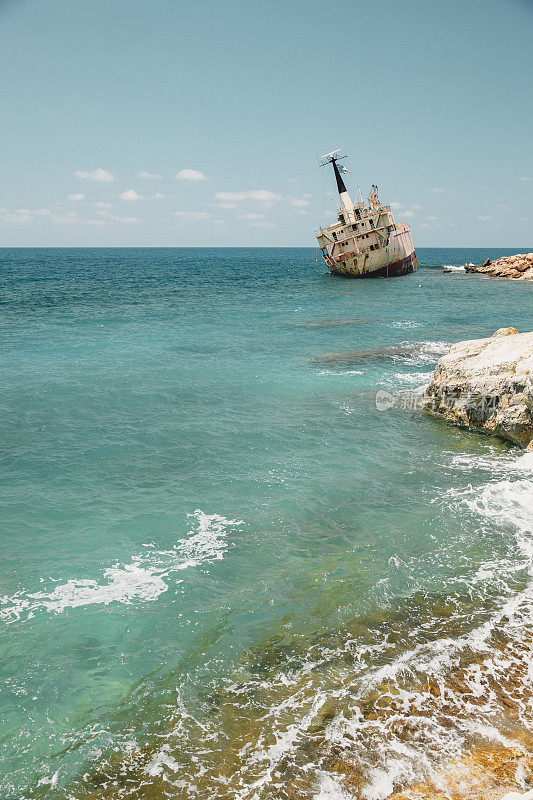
(0, 511), (243, 624)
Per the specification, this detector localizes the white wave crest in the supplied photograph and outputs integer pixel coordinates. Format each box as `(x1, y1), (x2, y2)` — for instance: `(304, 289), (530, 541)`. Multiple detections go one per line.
(0, 511), (243, 624)
(393, 371), (433, 388)
(405, 340), (450, 364)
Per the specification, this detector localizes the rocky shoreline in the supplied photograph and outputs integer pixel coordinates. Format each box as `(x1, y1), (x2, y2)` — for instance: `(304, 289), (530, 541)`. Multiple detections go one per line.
(419, 330), (533, 797)
(464, 253), (533, 280)
(423, 328), (533, 448)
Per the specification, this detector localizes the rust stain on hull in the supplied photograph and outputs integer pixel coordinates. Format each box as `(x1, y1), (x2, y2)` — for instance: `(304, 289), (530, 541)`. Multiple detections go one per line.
(329, 252), (418, 278)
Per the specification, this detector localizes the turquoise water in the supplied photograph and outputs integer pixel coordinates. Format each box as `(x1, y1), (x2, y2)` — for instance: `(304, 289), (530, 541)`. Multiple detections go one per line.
(1, 247), (532, 799)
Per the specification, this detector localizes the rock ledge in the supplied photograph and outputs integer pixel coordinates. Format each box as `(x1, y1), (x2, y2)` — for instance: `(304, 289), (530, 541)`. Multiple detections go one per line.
(423, 328), (533, 447)
(465, 253), (533, 280)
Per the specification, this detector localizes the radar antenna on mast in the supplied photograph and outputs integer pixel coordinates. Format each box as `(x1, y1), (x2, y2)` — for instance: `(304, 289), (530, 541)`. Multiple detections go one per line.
(319, 149), (347, 167)
(319, 149), (349, 197)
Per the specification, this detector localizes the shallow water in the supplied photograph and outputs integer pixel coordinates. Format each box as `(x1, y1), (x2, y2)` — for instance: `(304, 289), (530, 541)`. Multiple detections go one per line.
(0, 247), (532, 799)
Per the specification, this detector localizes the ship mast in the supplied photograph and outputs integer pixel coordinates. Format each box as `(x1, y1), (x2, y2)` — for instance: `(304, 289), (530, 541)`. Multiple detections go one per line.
(319, 149), (356, 222)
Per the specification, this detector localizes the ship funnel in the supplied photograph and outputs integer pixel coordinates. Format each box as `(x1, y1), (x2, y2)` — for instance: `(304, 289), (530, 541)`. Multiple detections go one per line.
(319, 150), (355, 219)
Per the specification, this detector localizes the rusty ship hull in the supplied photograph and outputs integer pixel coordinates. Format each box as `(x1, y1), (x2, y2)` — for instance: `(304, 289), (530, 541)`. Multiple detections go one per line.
(326, 249), (418, 278)
(316, 151), (417, 278)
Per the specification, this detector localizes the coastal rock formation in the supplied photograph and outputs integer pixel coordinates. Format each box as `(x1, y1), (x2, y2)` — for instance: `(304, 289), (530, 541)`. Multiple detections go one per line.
(464, 253), (533, 280)
(423, 328), (533, 447)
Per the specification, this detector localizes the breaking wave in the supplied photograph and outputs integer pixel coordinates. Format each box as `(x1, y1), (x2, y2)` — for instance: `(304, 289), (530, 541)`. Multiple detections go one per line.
(0, 511), (243, 624)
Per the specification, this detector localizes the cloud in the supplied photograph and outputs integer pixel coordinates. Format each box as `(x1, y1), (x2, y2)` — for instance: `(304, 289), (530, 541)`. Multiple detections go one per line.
(214, 189), (282, 203)
(390, 201), (420, 217)
(289, 194), (311, 207)
(75, 168), (115, 182)
(138, 171), (161, 180)
(93, 201), (113, 209)
(217, 202), (237, 209)
(106, 215), (140, 224)
(477, 215), (491, 221)
(0, 207), (93, 225)
(175, 169), (207, 181)
(250, 221), (276, 229)
(425, 215), (438, 222)
(0, 210), (32, 223)
(174, 211), (211, 220)
(68, 193), (85, 201)
(518, 176), (531, 182)
(431, 187), (448, 194)
(494, 203), (511, 211)
(237, 212), (265, 220)
(151, 192), (168, 199)
(119, 189), (144, 201)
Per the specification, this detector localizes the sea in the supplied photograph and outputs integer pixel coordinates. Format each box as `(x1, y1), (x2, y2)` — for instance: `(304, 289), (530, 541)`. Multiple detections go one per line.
(1, 247), (532, 800)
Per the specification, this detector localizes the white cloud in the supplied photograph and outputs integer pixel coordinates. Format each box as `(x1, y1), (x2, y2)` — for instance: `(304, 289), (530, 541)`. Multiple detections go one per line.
(0, 211), (32, 223)
(137, 171), (161, 180)
(431, 187), (448, 194)
(494, 203), (511, 211)
(425, 215), (438, 222)
(175, 169), (207, 181)
(68, 193), (85, 201)
(250, 221), (276, 229)
(217, 202), (237, 209)
(518, 176), (531, 182)
(93, 201), (113, 209)
(174, 211), (211, 220)
(289, 194), (311, 207)
(108, 215), (140, 224)
(238, 212), (265, 220)
(390, 202), (419, 216)
(214, 189), (282, 203)
(151, 192), (168, 199)
(19, 207), (53, 217)
(297, 210), (309, 215)
(119, 189), (144, 201)
(477, 215), (491, 221)
(75, 168), (115, 182)
(0, 207), (94, 225)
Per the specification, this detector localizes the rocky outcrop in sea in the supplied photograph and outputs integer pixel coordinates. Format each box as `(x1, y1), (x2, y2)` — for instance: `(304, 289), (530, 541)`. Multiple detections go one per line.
(423, 328), (533, 448)
(465, 253), (533, 279)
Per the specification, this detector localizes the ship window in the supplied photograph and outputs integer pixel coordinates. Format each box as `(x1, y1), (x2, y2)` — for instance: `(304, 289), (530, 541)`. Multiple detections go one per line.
(370, 219), (375, 227)
(352, 224), (357, 231)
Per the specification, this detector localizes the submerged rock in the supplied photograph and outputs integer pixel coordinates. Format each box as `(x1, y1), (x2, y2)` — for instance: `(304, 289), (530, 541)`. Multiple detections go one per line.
(423, 328), (533, 448)
(465, 253), (533, 280)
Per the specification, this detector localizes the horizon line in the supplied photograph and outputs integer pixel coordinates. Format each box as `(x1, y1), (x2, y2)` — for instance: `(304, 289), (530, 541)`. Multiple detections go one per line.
(0, 245), (531, 250)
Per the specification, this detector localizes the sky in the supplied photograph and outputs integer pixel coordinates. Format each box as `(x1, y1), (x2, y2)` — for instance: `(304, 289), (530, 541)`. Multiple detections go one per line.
(0, 0), (532, 247)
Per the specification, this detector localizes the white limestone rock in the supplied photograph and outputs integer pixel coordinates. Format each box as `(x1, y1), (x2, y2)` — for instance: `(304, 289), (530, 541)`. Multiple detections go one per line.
(423, 328), (533, 447)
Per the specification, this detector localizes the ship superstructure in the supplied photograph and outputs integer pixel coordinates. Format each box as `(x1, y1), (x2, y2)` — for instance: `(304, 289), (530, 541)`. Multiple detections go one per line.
(315, 150), (417, 278)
